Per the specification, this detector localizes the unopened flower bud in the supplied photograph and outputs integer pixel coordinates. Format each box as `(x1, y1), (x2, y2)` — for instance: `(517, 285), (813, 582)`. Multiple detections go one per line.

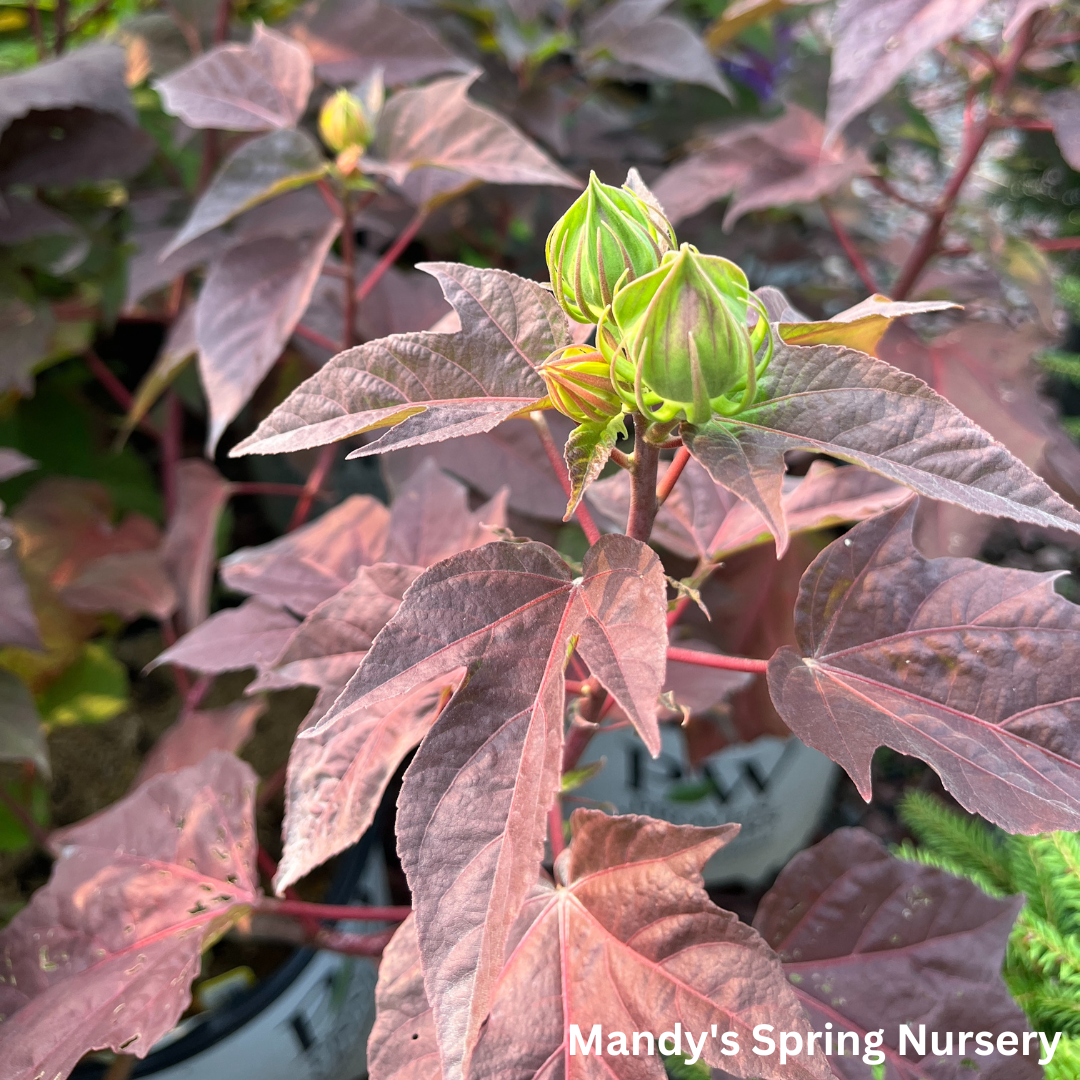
(546, 171), (676, 324)
(600, 243), (772, 425)
(319, 88), (375, 153)
(540, 346), (624, 424)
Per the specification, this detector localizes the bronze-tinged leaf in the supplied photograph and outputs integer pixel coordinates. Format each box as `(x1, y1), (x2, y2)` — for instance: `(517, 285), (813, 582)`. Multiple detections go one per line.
(651, 106), (872, 227)
(196, 218), (341, 453)
(0, 515), (42, 651)
(768, 498), (1080, 833)
(60, 549), (179, 622)
(220, 494), (390, 615)
(315, 537), (667, 1080)
(0, 670), (49, 777)
(682, 336), (1080, 557)
(564, 415), (627, 519)
(755, 828), (1039, 1080)
(289, 0), (471, 86)
(230, 264), (568, 459)
(150, 597), (299, 674)
(365, 74), (580, 209)
(155, 23), (313, 131)
(0, 753), (258, 1080)
(162, 459), (231, 628)
(825, 0), (991, 142)
(464, 811), (831, 1080)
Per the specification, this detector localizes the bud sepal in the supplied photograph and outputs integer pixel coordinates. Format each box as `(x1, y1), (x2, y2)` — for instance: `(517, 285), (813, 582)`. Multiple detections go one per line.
(540, 346), (625, 425)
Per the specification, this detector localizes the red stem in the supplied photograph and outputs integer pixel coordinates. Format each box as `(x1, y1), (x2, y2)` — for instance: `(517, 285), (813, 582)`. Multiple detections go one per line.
(1034, 237), (1080, 251)
(313, 926), (396, 956)
(162, 392), (182, 521)
(823, 202), (878, 294)
(548, 799), (565, 861)
(229, 481), (332, 499)
(84, 350), (134, 412)
(293, 323), (343, 353)
(656, 446), (691, 507)
(355, 210), (428, 305)
(626, 414), (660, 542)
(530, 412), (602, 544)
(666, 646), (767, 674)
(0, 786), (50, 852)
(259, 898), (412, 923)
(288, 444), (337, 531)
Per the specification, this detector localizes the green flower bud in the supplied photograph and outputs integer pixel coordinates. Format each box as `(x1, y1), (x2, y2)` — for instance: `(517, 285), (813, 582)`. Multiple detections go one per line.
(599, 244), (772, 426)
(319, 87), (376, 153)
(546, 171), (676, 324)
(540, 346), (625, 424)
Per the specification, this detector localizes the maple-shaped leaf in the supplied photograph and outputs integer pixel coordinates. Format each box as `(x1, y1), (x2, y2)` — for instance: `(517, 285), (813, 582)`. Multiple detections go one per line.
(161, 460), (232, 628)
(0, 752), (258, 1080)
(755, 827), (1039, 1080)
(371, 812), (832, 1080)
(681, 335), (1080, 556)
(0, 514), (42, 651)
(825, 0), (991, 142)
(314, 537), (667, 1080)
(220, 494), (390, 615)
(230, 264), (568, 459)
(289, 0), (471, 86)
(591, 459), (909, 563)
(151, 597), (299, 674)
(162, 129), (328, 258)
(652, 106), (873, 228)
(768, 498), (1080, 833)
(60, 549), (179, 621)
(196, 218), (342, 452)
(364, 74), (580, 209)
(0, 670), (49, 777)
(135, 699), (266, 785)
(156, 23), (313, 131)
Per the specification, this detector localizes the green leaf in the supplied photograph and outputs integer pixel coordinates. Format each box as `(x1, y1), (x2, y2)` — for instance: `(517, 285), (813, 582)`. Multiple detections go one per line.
(0, 779), (48, 853)
(36, 641), (129, 727)
(563, 413), (626, 519)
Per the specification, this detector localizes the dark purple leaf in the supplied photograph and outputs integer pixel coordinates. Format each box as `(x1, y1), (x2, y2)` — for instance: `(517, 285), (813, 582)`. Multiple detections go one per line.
(768, 498), (1080, 832)
(0, 670), (49, 777)
(755, 827), (1039, 1080)
(0, 753), (258, 1080)
(60, 549), (179, 622)
(156, 23), (313, 131)
(230, 263), (568, 459)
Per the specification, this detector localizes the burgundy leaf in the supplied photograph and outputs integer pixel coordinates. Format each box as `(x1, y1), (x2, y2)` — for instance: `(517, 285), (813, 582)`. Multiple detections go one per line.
(652, 106), (872, 227)
(289, 0), (471, 86)
(60, 549), (178, 622)
(136, 699), (266, 784)
(0, 449), (36, 483)
(317, 537), (666, 1079)
(220, 495), (390, 615)
(465, 810), (831, 1080)
(196, 218), (341, 452)
(768, 498), (1080, 832)
(0, 753), (258, 1080)
(0, 670), (49, 777)
(755, 828), (1039, 1080)
(682, 336), (1080, 556)
(365, 75), (580, 209)
(162, 459), (231, 628)
(230, 264), (567, 459)
(0, 515), (42, 651)
(151, 597), (299, 674)
(155, 23), (313, 131)
(825, 0), (991, 142)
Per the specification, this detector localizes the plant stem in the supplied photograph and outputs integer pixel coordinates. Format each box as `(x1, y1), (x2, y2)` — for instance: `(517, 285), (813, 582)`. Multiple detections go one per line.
(68, 0), (114, 37)
(84, 349), (134, 412)
(293, 323), (343, 353)
(27, 2), (43, 58)
(258, 898), (412, 923)
(530, 412), (602, 544)
(0, 787), (50, 853)
(229, 481), (333, 500)
(356, 210), (428, 305)
(340, 191), (357, 351)
(626, 414), (660, 542)
(822, 202), (878, 293)
(655, 446), (691, 507)
(288, 444), (337, 531)
(548, 799), (565, 860)
(53, 0), (67, 52)
(162, 392), (182, 521)
(666, 646), (767, 674)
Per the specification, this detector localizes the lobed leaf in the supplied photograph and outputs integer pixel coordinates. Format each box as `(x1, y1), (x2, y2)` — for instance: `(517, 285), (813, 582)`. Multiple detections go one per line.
(682, 336), (1080, 556)
(318, 537), (666, 1079)
(155, 23), (313, 131)
(755, 827), (1040, 1080)
(230, 263), (569, 459)
(0, 670), (49, 777)
(768, 499), (1080, 833)
(0, 753), (258, 1080)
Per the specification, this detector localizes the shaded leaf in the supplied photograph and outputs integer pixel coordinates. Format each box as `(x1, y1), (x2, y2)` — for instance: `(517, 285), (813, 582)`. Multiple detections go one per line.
(755, 827), (1039, 1080)
(0, 298), (54, 396)
(156, 23), (313, 131)
(196, 218), (341, 452)
(136, 699), (266, 784)
(60, 549), (179, 622)
(1045, 88), (1080, 173)
(563, 414), (626, 520)
(466, 811), (831, 1080)
(290, 0), (471, 87)
(0, 753), (258, 1080)
(231, 263), (568, 459)
(652, 106), (872, 227)
(0, 194), (79, 247)
(163, 129), (328, 259)
(0, 516), (42, 651)
(682, 336), (1080, 557)
(151, 597), (299, 674)
(220, 495), (390, 615)
(0, 670), (49, 778)
(36, 640), (128, 727)
(0, 449), (37, 483)
(825, 0), (991, 142)
(365, 74), (580, 209)
(120, 304), (197, 443)
(768, 498), (1080, 833)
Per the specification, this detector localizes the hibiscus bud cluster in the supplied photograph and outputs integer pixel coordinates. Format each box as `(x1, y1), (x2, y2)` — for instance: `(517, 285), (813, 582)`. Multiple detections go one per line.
(318, 74), (384, 173)
(541, 172), (772, 429)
